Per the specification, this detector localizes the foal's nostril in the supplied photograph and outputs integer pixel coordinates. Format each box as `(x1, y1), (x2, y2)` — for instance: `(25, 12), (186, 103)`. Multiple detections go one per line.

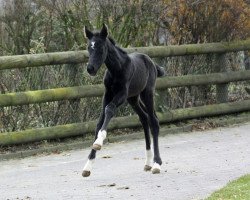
(87, 65), (96, 75)
(87, 65), (93, 72)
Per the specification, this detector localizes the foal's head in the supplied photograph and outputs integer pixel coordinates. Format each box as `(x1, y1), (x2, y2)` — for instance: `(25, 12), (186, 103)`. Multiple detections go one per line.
(84, 24), (109, 76)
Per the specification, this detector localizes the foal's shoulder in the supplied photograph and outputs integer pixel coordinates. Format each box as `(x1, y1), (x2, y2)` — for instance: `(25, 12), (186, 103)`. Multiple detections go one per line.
(103, 70), (113, 87)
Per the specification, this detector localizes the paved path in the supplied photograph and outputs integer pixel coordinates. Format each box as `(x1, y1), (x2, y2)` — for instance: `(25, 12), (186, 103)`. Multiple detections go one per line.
(0, 123), (250, 200)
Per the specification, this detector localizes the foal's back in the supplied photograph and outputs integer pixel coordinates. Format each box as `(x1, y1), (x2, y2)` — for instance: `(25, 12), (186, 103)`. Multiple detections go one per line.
(127, 53), (158, 98)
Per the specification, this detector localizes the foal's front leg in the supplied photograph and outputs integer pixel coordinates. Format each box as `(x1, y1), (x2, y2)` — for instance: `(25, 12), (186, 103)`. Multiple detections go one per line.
(82, 91), (112, 177)
(82, 114), (104, 177)
(93, 88), (128, 150)
(82, 88), (127, 177)
(91, 104), (113, 151)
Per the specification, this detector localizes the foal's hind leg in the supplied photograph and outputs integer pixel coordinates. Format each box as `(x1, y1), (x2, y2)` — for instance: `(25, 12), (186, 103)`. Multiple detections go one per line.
(127, 96), (153, 171)
(141, 90), (162, 174)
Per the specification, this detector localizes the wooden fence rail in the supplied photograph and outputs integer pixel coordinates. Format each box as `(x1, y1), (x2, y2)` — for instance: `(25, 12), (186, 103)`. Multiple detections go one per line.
(0, 39), (250, 70)
(1, 70), (250, 107)
(1, 99), (250, 146)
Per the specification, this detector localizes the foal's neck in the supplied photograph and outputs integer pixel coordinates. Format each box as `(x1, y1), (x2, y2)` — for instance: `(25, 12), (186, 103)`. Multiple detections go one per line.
(104, 40), (128, 75)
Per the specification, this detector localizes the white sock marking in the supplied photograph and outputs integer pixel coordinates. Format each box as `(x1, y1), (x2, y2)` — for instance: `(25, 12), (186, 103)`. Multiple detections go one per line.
(83, 159), (94, 172)
(152, 162), (161, 171)
(145, 149), (153, 166)
(93, 130), (107, 147)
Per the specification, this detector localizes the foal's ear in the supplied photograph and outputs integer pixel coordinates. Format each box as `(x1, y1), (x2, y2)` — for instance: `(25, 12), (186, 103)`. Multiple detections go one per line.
(100, 23), (108, 39)
(84, 26), (93, 40)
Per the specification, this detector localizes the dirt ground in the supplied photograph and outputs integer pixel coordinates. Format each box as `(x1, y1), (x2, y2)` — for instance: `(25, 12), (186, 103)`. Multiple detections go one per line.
(0, 123), (250, 200)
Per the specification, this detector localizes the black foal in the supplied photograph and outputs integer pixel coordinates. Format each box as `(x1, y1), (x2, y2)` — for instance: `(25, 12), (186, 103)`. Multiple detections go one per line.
(82, 24), (165, 177)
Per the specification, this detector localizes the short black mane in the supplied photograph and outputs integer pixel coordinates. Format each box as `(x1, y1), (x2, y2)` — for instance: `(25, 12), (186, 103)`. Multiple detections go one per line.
(108, 36), (127, 54)
(108, 36), (116, 45)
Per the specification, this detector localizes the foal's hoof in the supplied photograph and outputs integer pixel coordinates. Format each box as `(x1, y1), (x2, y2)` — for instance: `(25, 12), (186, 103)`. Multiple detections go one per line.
(151, 163), (161, 174)
(92, 144), (102, 151)
(152, 168), (160, 174)
(82, 170), (91, 177)
(144, 165), (152, 171)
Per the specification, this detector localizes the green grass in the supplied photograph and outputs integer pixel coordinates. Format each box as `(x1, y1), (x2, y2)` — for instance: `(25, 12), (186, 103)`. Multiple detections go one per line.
(206, 174), (250, 200)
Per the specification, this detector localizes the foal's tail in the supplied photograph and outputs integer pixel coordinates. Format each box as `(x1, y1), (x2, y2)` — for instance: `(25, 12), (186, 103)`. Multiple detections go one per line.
(156, 64), (166, 77)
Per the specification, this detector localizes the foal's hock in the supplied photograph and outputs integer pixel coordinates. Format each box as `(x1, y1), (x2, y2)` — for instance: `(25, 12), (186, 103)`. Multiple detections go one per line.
(82, 24), (165, 177)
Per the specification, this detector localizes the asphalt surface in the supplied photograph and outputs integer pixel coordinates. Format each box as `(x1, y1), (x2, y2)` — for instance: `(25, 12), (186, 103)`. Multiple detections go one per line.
(0, 123), (250, 200)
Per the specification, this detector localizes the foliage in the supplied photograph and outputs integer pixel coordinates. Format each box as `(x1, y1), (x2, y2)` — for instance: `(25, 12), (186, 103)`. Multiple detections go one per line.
(206, 174), (250, 200)
(161, 0), (250, 44)
(94, 0), (164, 47)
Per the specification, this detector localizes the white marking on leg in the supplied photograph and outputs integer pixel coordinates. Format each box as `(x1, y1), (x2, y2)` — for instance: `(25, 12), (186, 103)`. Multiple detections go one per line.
(145, 149), (153, 166)
(93, 130), (107, 147)
(83, 159), (94, 172)
(152, 162), (161, 174)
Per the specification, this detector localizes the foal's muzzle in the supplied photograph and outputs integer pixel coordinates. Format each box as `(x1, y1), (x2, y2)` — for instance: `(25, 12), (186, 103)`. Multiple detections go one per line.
(87, 64), (97, 76)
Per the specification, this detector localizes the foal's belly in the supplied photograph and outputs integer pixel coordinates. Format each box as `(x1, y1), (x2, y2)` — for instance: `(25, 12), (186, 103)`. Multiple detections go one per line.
(127, 65), (149, 98)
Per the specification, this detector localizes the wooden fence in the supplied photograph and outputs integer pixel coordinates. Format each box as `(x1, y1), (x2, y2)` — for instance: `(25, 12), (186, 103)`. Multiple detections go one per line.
(0, 39), (250, 146)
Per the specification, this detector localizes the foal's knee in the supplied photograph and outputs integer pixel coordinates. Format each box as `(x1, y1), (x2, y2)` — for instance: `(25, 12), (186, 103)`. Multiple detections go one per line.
(105, 102), (116, 117)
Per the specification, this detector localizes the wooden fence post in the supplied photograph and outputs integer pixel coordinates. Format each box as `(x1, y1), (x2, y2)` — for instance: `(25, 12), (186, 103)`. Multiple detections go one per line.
(244, 51), (250, 70)
(214, 53), (229, 103)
